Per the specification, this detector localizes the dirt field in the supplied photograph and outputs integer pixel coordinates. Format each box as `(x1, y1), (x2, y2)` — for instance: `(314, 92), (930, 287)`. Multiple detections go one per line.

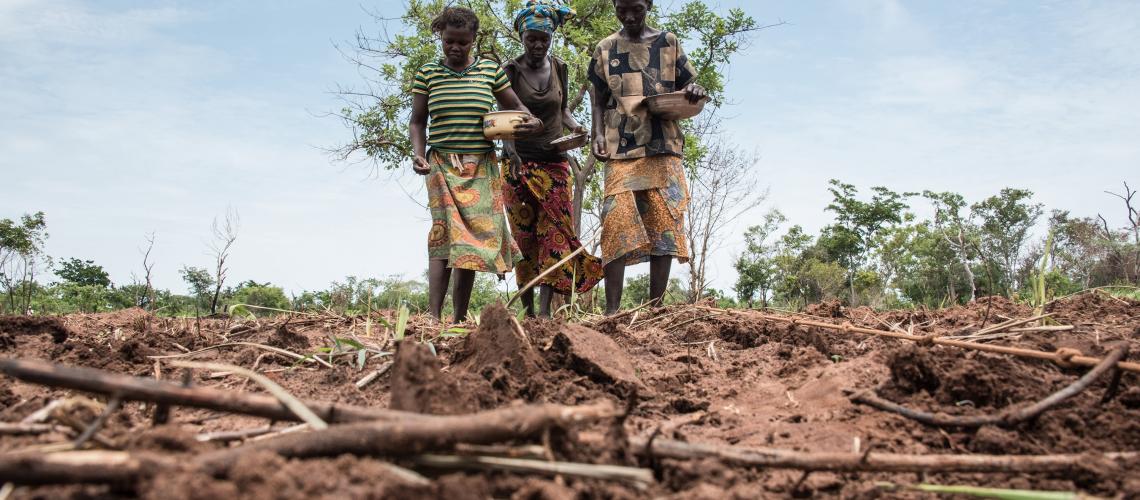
(2, 292), (1139, 498)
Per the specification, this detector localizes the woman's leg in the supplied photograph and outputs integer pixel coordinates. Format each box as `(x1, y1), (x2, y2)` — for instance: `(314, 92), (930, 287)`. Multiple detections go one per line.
(537, 284), (554, 318)
(427, 259), (452, 321)
(649, 255), (672, 306)
(452, 268), (476, 322)
(520, 287), (536, 317)
(604, 261), (625, 315)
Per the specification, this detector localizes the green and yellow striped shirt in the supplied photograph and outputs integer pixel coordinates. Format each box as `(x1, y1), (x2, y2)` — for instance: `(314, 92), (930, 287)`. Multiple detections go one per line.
(412, 59), (510, 154)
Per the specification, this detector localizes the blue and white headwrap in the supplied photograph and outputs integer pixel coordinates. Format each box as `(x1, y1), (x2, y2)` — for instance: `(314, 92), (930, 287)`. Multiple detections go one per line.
(513, 0), (575, 36)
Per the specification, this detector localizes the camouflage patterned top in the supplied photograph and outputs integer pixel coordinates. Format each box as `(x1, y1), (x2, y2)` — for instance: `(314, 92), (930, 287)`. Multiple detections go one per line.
(588, 31), (697, 160)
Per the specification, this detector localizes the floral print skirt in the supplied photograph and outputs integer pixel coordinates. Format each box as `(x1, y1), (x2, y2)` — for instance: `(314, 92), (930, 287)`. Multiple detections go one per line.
(503, 159), (603, 294)
(426, 149), (518, 273)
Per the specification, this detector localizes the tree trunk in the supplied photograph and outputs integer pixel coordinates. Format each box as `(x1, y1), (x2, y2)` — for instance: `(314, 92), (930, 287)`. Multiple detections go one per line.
(570, 155), (598, 236)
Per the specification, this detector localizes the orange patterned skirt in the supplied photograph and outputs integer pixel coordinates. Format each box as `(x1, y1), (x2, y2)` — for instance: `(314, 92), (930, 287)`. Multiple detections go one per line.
(599, 155), (690, 266)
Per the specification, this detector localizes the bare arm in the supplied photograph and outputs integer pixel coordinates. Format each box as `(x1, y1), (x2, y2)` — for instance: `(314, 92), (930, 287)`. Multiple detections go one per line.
(409, 92), (429, 175)
(589, 85), (608, 161)
(562, 107), (584, 134)
(495, 87), (542, 136)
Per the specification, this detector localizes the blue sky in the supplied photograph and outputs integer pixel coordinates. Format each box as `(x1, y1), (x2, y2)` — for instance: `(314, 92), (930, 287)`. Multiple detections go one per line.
(2, 0), (1137, 296)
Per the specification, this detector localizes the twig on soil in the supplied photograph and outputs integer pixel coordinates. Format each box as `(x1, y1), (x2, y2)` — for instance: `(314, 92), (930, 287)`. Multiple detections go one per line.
(627, 436), (1140, 474)
(0, 358), (417, 424)
(238, 352), (274, 392)
(72, 394), (122, 449)
(20, 401), (62, 424)
(664, 314), (717, 333)
(850, 345), (1129, 428)
(944, 313), (1054, 341)
(696, 306), (1140, 373)
(193, 401), (620, 475)
(355, 361), (394, 389)
(168, 361), (328, 430)
(412, 454), (654, 486)
(194, 425), (275, 443)
(454, 443), (548, 460)
(247, 423), (310, 442)
(0, 423), (67, 436)
(706, 340), (719, 362)
(150, 341), (334, 368)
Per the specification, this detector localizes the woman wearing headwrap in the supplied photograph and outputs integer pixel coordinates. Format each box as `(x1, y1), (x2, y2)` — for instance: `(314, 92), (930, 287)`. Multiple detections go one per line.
(502, 0), (603, 318)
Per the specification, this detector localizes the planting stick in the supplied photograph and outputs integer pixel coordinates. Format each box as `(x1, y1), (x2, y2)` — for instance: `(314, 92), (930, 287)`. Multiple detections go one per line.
(697, 307), (1140, 374)
(0, 358), (419, 424)
(851, 345), (1129, 428)
(507, 245), (587, 306)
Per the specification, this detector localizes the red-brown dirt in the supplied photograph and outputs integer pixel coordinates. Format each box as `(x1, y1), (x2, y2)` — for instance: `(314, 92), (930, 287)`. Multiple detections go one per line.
(2, 294), (1139, 498)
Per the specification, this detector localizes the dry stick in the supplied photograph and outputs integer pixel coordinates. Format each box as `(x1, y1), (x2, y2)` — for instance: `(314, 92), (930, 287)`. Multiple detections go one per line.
(169, 361), (328, 431)
(453, 443), (549, 460)
(944, 313), (1055, 340)
(354, 361), (394, 389)
(72, 394), (122, 449)
(413, 454), (654, 486)
(193, 401), (620, 476)
(629, 437), (1139, 474)
(850, 345), (1129, 428)
(238, 352), (273, 392)
(507, 245), (588, 307)
(0, 450), (171, 486)
(0, 358), (420, 424)
(0, 423), (65, 436)
(194, 426), (275, 443)
(1007, 325), (1074, 333)
(148, 341), (334, 369)
(698, 307), (1140, 374)
(21, 400), (62, 424)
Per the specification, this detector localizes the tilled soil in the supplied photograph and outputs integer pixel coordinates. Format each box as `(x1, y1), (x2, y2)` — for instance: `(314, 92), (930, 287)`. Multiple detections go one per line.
(1, 292), (1139, 498)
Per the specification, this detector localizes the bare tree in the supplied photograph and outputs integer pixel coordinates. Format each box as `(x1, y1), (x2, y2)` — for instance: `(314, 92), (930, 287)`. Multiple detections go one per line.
(1105, 181), (1140, 282)
(683, 115), (767, 302)
(141, 232), (156, 310)
(208, 209), (239, 315)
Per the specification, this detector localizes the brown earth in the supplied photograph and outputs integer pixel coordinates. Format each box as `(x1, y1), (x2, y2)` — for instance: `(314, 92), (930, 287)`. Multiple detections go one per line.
(1, 292), (1139, 498)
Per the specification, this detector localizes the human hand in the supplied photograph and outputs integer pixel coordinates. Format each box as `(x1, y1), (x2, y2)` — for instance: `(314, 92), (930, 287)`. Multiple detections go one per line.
(570, 123), (588, 136)
(412, 155), (430, 175)
(591, 134), (609, 161)
(512, 115), (544, 137)
(503, 145), (523, 179)
(683, 83), (708, 103)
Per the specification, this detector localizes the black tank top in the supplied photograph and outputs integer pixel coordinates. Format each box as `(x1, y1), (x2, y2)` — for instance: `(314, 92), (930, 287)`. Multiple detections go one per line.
(507, 57), (566, 162)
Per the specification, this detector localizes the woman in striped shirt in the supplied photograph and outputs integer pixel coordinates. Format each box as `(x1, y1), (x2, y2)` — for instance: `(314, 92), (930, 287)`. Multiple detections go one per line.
(409, 6), (541, 322)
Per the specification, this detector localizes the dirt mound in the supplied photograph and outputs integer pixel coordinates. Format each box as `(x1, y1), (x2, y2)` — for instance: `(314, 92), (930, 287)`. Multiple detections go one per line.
(0, 315), (71, 343)
(268, 323), (310, 351)
(389, 340), (496, 415)
(454, 304), (545, 382)
(804, 300), (844, 318)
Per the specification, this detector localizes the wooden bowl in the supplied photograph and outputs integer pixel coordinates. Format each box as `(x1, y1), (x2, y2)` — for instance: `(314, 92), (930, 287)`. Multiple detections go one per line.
(550, 132), (588, 152)
(644, 92), (708, 120)
(483, 111), (533, 140)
